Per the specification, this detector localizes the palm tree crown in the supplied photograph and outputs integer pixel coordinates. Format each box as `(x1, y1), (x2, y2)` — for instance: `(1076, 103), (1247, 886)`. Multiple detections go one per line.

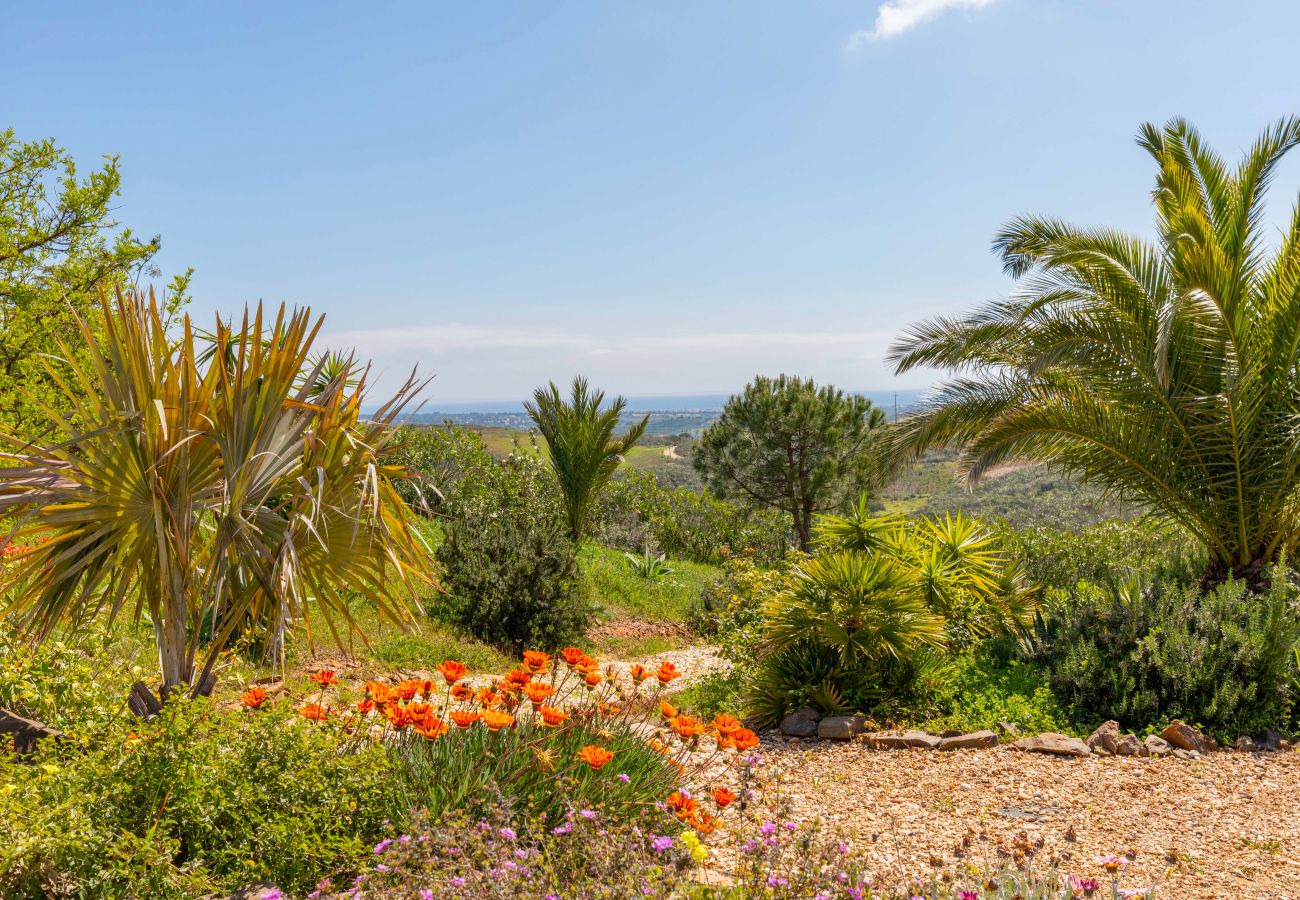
(889, 117), (1300, 583)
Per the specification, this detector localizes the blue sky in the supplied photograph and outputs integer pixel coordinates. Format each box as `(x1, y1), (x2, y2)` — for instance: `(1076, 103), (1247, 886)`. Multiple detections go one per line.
(9, 1), (1300, 403)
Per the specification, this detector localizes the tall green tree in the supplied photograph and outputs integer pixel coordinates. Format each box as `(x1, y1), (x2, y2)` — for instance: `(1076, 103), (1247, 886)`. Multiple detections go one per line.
(889, 117), (1300, 586)
(693, 375), (886, 550)
(526, 376), (649, 540)
(0, 130), (189, 437)
(0, 288), (431, 701)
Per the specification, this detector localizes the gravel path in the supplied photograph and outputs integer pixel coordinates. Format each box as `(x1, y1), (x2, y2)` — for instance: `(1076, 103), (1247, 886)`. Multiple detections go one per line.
(756, 738), (1300, 899)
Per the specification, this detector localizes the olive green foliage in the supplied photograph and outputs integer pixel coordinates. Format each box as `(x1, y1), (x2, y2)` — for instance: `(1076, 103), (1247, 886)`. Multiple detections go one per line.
(890, 117), (1300, 584)
(436, 455), (593, 650)
(910, 652), (1076, 737)
(0, 699), (399, 899)
(744, 502), (1037, 726)
(694, 375), (886, 550)
(593, 469), (789, 565)
(0, 130), (190, 438)
(381, 423), (496, 512)
(0, 290), (432, 696)
(1025, 574), (1300, 740)
(526, 377), (649, 540)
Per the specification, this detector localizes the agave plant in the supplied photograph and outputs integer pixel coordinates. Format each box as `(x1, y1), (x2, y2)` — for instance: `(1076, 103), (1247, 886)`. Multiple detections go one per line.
(889, 117), (1300, 586)
(623, 548), (674, 580)
(0, 288), (433, 700)
(525, 377), (648, 541)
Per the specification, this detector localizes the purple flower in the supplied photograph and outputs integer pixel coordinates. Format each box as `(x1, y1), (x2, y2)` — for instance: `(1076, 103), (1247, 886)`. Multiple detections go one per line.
(578, 809), (598, 820)
(617, 772), (631, 783)
(260, 892), (282, 900)
(372, 838), (393, 855)
(766, 875), (790, 888)
(514, 848), (529, 859)
(451, 877), (466, 888)
(552, 822), (573, 835)
(837, 840), (850, 854)
(499, 827), (517, 840)
(760, 821), (777, 837)
(651, 835), (674, 852)
(958, 891), (979, 900)
(374, 864), (390, 873)
(420, 891), (434, 900)
(782, 821), (797, 831)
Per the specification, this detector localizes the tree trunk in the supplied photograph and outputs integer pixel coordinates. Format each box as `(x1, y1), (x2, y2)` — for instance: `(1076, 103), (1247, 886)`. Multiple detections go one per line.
(153, 591), (193, 699)
(1200, 553), (1274, 594)
(795, 500), (814, 552)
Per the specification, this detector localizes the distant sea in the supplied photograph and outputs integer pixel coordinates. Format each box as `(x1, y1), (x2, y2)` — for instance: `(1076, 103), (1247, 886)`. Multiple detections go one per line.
(394, 389), (928, 437)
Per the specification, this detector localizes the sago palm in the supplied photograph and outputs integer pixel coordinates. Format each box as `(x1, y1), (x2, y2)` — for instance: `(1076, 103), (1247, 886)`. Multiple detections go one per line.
(0, 288), (433, 700)
(525, 376), (648, 541)
(889, 117), (1300, 585)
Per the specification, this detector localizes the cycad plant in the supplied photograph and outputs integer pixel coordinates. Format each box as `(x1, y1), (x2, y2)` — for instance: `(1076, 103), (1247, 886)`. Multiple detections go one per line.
(526, 377), (648, 541)
(0, 288), (432, 701)
(746, 498), (1035, 726)
(889, 117), (1300, 586)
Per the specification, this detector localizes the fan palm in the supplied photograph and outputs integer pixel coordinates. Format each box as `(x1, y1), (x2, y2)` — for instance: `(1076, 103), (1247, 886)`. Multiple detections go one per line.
(889, 117), (1300, 585)
(0, 287), (433, 700)
(525, 376), (648, 541)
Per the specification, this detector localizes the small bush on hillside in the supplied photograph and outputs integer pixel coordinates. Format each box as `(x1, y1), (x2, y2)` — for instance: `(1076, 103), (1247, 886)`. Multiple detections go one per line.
(381, 423), (496, 512)
(1026, 573), (1300, 739)
(437, 456), (591, 650)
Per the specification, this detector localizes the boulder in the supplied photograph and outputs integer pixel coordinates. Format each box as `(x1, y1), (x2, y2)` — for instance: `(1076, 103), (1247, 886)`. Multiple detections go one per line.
(1161, 720), (1217, 754)
(997, 720), (1021, 737)
(1143, 735), (1172, 757)
(817, 715), (869, 740)
(938, 730), (999, 751)
(1234, 736), (1258, 753)
(1086, 720), (1122, 754)
(1113, 733), (1145, 757)
(866, 729), (941, 750)
(1257, 730), (1291, 752)
(0, 709), (67, 757)
(779, 706), (821, 738)
(1011, 733), (1092, 757)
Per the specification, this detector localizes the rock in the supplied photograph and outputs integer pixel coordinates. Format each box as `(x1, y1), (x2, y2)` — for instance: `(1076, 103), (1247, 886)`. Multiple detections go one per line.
(1161, 720), (1217, 754)
(938, 730), (999, 751)
(1087, 720), (1122, 754)
(1258, 730), (1290, 752)
(997, 720), (1020, 737)
(1143, 735), (1172, 757)
(225, 883), (282, 900)
(1011, 733), (1092, 757)
(817, 715), (869, 740)
(1172, 748), (1193, 760)
(866, 729), (941, 750)
(1113, 733), (1145, 757)
(779, 706), (821, 738)
(0, 709), (67, 757)
(1235, 735), (1258, 753)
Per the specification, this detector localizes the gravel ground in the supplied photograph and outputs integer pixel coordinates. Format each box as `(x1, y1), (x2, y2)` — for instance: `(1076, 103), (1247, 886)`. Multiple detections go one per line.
(753, 738), (1300, 899)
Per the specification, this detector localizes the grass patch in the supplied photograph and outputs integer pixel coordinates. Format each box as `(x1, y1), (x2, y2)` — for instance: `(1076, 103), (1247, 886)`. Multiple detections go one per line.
(912, 652), (1080, 737)
(579, 544), (720, 623)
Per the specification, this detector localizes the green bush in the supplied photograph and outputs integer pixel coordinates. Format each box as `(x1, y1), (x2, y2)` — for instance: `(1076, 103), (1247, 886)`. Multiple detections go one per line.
(579, 544), (720, 623)
(0, 700), (400, 898)
(436, 455), (593, 650)
(1026, 573), (1300, 739)
(381, 423), (496, 512)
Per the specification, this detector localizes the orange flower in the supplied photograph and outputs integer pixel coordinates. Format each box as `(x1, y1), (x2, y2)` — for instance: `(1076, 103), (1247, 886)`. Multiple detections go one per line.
(583, 670), (603, 688)
(576, 654), (599, 674)
(309, 670), (338, 686)
(538, 705), (569, 727)
(406, 701), (436, 726)
(521, 650), (551, 674)
(712, 786), (737, 807)
(356, 698), (376, 715)
(659, 699), (678, 720)
(689, 811), (718, 834)
(629, 663), (648, 684)
(709, 714), (742, 737)
(437, 660), (469, 685)
(666, 791), (699, 816)
(502, 668), (532, 691)
(414, 718), (448, 740)
(670, 714), (705, 739)
(365, 681), (394, 704)
(649, 737), (671, 755)
(384, 704), (413, 728)
(523, 681), (555, 704)
(450, 710), (480, 728)
(299, 703), (329, 722)
(578, 744), (614, 770)
(451, 683), (474, 702)
(241, 687), (267, 709)
(560, 646), (583, 666)
(655, 661), (681, 684)
(730, 727), (759, 751)
(476, 687), (503, 708)
(417, 678), (436, 699)
(481, 709), (516, 731)
(395, 679), (422, 701)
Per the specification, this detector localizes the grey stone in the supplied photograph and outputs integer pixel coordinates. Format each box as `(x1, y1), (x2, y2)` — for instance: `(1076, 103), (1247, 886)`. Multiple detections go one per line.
(1235, 735), (1258, 753)
(938, 730), (999, 751)
(866, 729), (941, 750)
(1113, 733), (1144, 757)
(997, 720), (1020, 737)
(1012, 733), (1092, 757)
(1086, 720), (1122, 754)
(1258, 730), (1290, 752)
(779, 706), (821, 738)
(1161, 720), (1216, 754)
(817, 715), (869, 740)
(1143, 735), (1172, 757)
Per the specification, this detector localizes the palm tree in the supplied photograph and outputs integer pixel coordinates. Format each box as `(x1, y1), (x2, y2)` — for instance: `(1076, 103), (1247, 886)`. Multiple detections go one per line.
(888, 117), (1300, 586)
(525, 377), (648, 541)
(0, 288), (433, 701)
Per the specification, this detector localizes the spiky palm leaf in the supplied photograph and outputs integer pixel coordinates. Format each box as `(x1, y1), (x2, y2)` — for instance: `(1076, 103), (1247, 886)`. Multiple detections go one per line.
(525, 376), (649, 540)
(889, 117), (1300, 584)
(0, 287), (433, 696)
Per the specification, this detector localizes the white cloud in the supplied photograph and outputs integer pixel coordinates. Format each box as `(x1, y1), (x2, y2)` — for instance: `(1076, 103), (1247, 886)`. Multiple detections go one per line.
(847, 0), (996, 45)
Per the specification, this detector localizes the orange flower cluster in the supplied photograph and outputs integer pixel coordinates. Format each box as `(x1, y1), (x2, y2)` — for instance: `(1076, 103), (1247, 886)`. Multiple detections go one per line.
(240, 687), (267, 709)
(310, 670), (338, 686)
(666, 790), (719, 833)
(578, 744), (614, 769)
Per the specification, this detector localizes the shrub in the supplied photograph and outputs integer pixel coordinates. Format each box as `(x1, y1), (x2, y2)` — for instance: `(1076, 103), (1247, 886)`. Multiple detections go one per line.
(381, 423), (496, 512)
(0, 699), (400, 898)
(1026, 573), (1300, 739)
(436, 456), (593, 650)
